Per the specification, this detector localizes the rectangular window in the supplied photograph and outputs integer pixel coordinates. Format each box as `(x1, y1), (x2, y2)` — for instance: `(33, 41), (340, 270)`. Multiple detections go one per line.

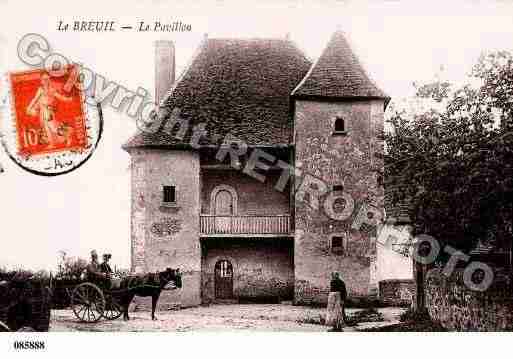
(333, 184), (344, 192)
(331, 236), (345, 255)
(163, 185), (176, 204)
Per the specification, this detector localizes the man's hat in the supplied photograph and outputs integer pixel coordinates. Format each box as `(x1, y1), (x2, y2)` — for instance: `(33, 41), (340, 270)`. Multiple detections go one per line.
(90, 250), (97, 256)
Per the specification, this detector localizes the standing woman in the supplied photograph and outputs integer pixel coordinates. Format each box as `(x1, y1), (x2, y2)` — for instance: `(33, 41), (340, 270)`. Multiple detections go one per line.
(326, 272), (347, 331)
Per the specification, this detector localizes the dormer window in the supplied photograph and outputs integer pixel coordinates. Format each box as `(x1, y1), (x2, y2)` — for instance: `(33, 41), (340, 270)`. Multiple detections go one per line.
(333, 117), (347, 135)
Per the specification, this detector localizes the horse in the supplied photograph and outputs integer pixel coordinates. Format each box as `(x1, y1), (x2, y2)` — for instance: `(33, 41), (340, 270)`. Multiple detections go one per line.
(118, 268), (182, 321)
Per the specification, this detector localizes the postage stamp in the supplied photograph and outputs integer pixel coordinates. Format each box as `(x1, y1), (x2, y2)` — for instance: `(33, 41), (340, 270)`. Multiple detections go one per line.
(0, 64), (102, 175)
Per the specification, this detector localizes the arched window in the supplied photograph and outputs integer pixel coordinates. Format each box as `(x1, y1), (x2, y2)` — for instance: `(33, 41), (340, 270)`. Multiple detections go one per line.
(210, 185), (238, 215)
(333, 117), (347, 134)
(215, 190), (234, 215)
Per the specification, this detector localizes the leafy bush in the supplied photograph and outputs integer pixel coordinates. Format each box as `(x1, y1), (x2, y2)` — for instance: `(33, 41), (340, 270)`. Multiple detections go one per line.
(0, 268), (52, 331)
(0, 267), (50, 284)
(55, 251), (87, 281)
(399, 307), (431, 322)
(350, 308), (385, 323)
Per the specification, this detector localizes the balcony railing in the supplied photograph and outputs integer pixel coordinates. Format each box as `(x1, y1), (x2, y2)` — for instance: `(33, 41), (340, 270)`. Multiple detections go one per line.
(200, 215), (291, 236)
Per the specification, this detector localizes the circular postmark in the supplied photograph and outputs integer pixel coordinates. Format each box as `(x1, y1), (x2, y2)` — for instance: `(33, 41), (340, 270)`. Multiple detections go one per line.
(0, 65), (102, 176)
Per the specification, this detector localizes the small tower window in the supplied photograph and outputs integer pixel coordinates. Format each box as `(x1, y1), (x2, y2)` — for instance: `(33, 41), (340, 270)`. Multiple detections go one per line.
(163, 185), (176, 204)
(333, 184), (344, 192)
(331, 235), (346, 255)
(333, 117), (347, 135)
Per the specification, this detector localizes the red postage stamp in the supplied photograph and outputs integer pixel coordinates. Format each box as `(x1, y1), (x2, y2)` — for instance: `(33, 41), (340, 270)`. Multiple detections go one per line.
(0, 64), (102, 175)
(9, 65), (87, 156)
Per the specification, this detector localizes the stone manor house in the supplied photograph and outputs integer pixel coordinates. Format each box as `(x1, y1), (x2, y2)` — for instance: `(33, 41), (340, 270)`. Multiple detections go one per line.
(123, 30), (409, 307)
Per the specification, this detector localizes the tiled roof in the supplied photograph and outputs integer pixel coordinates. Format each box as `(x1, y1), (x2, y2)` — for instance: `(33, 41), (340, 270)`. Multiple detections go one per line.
(124, 38), (312, 149)
(292, 30), (389, 102)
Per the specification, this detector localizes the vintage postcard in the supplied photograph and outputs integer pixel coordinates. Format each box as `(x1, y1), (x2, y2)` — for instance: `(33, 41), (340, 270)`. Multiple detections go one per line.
(0, 0), (512, 358)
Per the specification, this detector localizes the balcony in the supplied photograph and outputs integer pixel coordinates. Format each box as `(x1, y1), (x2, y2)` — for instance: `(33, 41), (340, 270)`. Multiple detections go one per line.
(200, 215), (292, 237)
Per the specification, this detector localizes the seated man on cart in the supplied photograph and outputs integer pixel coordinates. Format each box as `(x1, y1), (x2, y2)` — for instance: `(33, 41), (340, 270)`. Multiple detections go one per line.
(100, 253), (121, 289)
(100, 254), (113, 275)
(86, 250), (111, 289)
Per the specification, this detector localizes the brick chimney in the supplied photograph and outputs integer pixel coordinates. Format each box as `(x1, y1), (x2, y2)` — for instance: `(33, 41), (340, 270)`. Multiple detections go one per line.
(154, 40), (175, 106)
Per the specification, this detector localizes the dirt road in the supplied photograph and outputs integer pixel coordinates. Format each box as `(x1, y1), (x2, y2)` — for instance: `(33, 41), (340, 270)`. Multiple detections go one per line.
(50, 304), (405, 332)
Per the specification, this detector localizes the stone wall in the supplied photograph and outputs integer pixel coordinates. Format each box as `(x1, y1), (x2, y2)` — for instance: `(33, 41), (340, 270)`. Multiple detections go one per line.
(379, 279), (415, 306)
(201, 238), (294, 303)
(201, 170), (290, 215)
(293, 99), (384, 305)
(129, 148), (202, 308)
(425, 268), (513, 331)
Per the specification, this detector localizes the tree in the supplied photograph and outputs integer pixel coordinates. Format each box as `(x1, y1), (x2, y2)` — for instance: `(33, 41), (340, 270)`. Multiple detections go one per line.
(385, 51), (513, 260)
(56, 251), (87, 281)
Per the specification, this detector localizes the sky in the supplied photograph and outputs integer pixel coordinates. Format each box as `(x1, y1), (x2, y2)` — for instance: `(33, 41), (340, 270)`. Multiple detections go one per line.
(0, 0), (512, 271)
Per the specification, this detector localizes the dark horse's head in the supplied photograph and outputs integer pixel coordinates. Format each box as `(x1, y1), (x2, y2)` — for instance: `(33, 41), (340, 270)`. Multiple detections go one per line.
(159, 268), (182, 290)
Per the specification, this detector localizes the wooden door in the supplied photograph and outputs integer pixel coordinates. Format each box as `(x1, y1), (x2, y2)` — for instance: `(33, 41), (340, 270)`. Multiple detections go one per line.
(215, 260), (233, 299)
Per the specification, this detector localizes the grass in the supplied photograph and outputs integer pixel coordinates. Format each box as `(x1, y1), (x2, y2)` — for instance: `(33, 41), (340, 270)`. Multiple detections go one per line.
(296, 313), (326, 325)
(361, 308), (446, 332)
(297, 308), (385, 327)
(349, 308), (384, 323)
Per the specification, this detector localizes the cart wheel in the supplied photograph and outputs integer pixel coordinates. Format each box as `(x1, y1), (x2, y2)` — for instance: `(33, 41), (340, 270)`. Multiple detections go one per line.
(71, 283), (105, 323)
(103, 295), (123, 320)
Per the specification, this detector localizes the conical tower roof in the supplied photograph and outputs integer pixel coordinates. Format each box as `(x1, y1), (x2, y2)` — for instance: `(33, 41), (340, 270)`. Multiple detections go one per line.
(292, 30), (389, 103)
